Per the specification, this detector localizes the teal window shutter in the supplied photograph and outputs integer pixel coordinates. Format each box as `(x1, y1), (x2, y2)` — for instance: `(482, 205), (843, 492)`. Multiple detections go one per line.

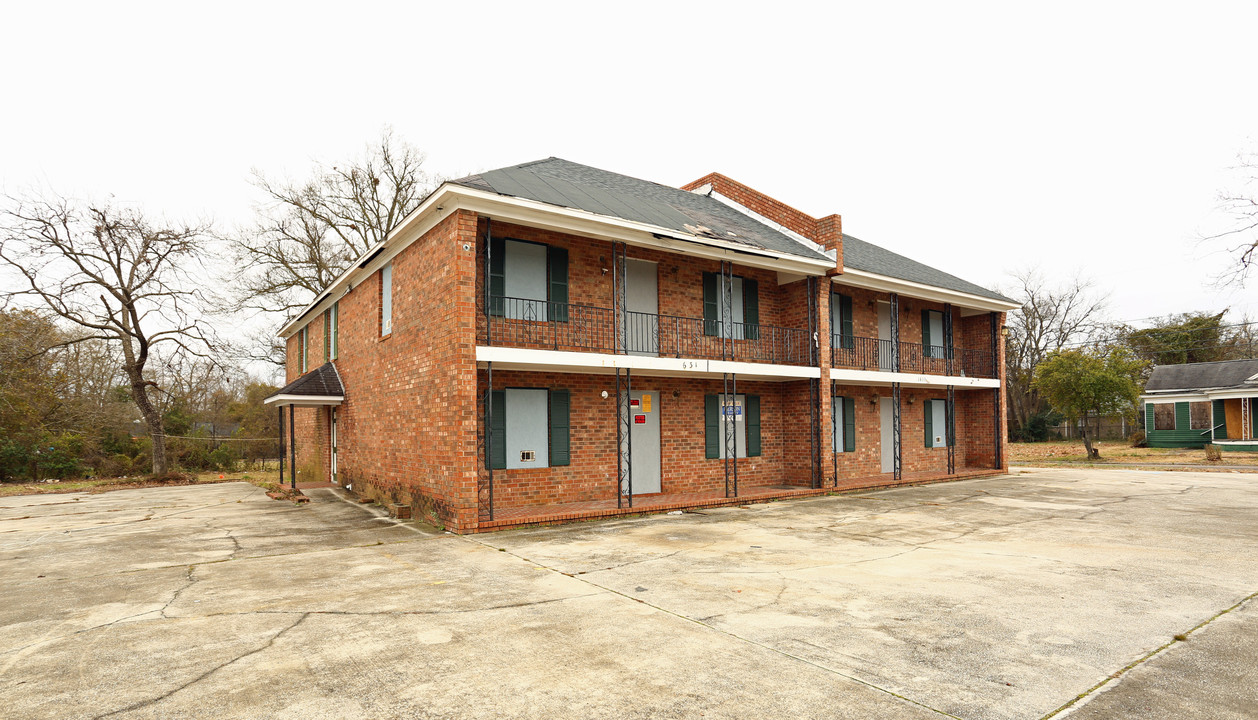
(490, 390), (506, 469)
(840, 294), (854, 349)
(844, 397), (856, 452)
(924, 399), (934, 447)
(746, 395), (761, 456)
(703, 272), (719, 336)
(704, 394), (720, 458)
(743, 278), (759, 340)
(547, 246), (569, 323)
(489, 236), (506, 317)
(1212, 399), (1227, 439)
(922, 309), (932, 358)
(1175, 402), (1188, 431)
(549, 389), (570, 466)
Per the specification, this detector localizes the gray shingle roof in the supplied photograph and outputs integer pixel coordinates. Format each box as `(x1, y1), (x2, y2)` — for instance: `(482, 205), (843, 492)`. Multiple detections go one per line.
(455, 158), (1014, 304)
(269, 363), (344, 399)
(841, 234), (1015, 303)
(1145, 359), (1258, 393)
(453, 158), (832, 262)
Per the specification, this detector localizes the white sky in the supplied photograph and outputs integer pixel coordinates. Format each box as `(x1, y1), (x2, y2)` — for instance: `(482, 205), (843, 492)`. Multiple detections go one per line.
(3, 1), (1256, 335)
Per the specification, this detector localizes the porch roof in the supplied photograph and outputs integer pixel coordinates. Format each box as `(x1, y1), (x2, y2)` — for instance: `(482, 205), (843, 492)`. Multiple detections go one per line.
(265, 363), (344, 407)
(1145, 359), (1258, 394)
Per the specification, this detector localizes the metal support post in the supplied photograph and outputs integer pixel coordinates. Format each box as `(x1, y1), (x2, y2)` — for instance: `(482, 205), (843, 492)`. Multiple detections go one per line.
(616, 367), (633, 507)
(613, 242), (627, 354)
(809, 377), (822, 488)
(831, 380), (839, 487)
(892, 383), (902, 482)
(946, 385), (956, 475)
(481, 363), (495, 521)
(277, 406), (284, 485)
(993, 387), (1003, 468)
(721, 372), (740, 497)
(943, 303), (954, 376)
(720, 260), (734, 360)
(484, 218), (493, 345)
(889, 293), (900, 372)
(288, 404), (296, 490)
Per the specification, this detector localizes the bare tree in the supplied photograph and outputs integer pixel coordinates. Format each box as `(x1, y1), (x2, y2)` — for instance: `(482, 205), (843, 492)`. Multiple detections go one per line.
(1204, 150), (1258, 287)
(228, 129), (434, 326)
(0, 193), (215, 475)
(1002, 268), (1110, 440)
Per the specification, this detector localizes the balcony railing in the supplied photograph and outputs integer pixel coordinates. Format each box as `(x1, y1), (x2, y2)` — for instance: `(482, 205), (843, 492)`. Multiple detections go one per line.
(831, 334), (996, 378)
(484, 296), (812, 366)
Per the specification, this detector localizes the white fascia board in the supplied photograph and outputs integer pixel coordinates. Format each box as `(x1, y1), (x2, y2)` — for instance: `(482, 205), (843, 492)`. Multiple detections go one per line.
(834, 269), (1021, 314)
(830, 367), (1001, 390)
(1204, 389), (1258, 401)
(697, 185), (832, 257)
(476, 346), (820, 381)
(263, 394), (344, 407)
(1139, 393), (1210, 403)
(278, 183), (834, 339)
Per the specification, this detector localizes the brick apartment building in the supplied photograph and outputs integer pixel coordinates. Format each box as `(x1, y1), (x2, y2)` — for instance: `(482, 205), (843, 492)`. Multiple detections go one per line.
(266, 158), (1019, 533)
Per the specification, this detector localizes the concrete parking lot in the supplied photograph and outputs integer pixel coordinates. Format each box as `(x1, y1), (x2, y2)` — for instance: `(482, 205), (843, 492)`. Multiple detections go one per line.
(1, 467), (1255, 719)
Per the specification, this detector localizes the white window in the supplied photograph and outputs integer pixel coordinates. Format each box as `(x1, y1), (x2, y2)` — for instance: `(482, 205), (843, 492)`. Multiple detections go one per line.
(504, 388), (549, 469)
(926, 399), (948, 448)
(717, 393), (748, 459)
(924, 310), (946, 358)
(504, 239), (548, 320)
(381, 263), (393, 336)
(329, 302), (339, 360)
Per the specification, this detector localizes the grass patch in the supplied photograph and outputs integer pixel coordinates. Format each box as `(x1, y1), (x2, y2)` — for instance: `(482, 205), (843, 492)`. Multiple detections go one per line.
(0, 469), (286, 498)
(1009, 441), (1258, 467)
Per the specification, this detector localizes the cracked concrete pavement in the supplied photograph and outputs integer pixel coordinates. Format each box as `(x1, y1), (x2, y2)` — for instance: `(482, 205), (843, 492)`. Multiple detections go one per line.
(0, 467), (1255, 719)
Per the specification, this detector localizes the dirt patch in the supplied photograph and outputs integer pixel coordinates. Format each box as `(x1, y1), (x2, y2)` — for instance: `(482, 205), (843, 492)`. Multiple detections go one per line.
(1010, 441), (1258, 467)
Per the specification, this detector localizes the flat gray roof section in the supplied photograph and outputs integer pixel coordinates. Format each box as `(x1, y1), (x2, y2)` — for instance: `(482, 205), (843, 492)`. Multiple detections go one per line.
(454, 158), (831, 262)
(1145, 359), (1258, 393)
(841, 233), (1016, 304)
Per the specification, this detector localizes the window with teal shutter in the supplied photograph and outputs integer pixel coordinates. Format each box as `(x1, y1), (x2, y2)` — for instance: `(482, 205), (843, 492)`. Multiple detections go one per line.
(488, 236), (505, 317)
(549, 389), (570, 466)
(703, 273), (719, 336)
(547, 247), (568, 323)
(704, 394), (720, 458)
(489, 390), (506, 469)
(746, 395), (761, 457)
(743, 279), (759, 340)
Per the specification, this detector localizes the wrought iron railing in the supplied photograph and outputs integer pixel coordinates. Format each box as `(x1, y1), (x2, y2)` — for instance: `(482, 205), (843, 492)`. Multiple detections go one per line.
(485, 296), (811, 365)
(831, 334), (996, 378)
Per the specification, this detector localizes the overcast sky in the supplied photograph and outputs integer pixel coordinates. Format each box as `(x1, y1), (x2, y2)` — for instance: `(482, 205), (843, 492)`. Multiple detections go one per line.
(3, 1), (1255, 333)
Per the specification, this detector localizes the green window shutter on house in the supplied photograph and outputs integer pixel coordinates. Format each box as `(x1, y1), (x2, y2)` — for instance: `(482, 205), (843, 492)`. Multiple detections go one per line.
(704, 394), (720, 458)
(746, 395), (761, 456)
(922, 309), (932, 358)
(1175, 402), (1189, 431)
(743, 278), (759, 340)
(1212, 399), (1227, 438)
(489, 390), (506, 469)
(488, 236), (506, 317)
(924, 399), (934, 447)
(1145, 403), (1154, 431)
(844, 397), (856, 452)
(549, 389), (570, 466)
(839, 294), (854, 349)
(547, 246), (569, 323)
(702, 272), (719, 336)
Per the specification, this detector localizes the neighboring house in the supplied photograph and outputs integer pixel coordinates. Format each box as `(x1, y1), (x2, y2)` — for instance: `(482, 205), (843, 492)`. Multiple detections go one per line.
(265, 158), (1019, 533)
(1141, 359), (1258, 450)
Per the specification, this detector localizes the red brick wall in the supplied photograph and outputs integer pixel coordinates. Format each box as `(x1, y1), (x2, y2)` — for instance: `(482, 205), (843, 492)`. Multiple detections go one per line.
(477, 370), (816, 509)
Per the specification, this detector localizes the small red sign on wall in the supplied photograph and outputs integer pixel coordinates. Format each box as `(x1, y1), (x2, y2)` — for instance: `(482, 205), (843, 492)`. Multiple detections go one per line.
(635, 415), (646, 424)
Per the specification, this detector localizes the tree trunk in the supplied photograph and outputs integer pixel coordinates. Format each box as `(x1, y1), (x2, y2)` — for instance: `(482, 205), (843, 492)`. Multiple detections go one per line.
(128, 372), (168, 476)
(1080, 423), (1100, 460)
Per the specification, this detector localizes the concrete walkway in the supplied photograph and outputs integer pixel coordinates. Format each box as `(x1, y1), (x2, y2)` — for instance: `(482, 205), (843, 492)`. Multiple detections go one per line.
(0, 467), (1254, 719)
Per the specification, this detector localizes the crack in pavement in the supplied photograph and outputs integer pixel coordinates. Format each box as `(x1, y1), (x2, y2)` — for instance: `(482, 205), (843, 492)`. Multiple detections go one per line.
(89, 612), (312, 720)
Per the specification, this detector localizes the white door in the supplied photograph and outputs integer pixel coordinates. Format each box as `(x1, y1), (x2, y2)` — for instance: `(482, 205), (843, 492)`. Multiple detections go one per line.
(627, 390), (661, 494)
(880, 397), (895, 473)
(625, 259), (658, 356)
(877, 302), (895, 371)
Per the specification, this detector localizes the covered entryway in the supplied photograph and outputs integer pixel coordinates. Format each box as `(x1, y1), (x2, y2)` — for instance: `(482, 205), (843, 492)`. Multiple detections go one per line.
(264, 363), (345, 489)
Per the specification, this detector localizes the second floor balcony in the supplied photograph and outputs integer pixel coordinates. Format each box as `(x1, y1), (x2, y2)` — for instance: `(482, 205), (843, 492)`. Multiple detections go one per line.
(483, 296), (813, 366)
(832, 335), (997, 378)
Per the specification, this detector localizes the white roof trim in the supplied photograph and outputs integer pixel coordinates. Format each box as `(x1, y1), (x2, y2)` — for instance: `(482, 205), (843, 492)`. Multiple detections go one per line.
(834, 268), (1020, 313)
(264, 394), (344, 407)
(277, 183), (835, 339)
